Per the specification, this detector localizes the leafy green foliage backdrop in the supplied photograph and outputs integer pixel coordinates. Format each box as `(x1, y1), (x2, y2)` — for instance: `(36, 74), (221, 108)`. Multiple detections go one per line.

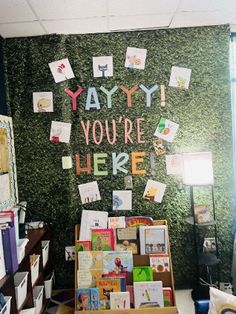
(3, 25), (233, 288)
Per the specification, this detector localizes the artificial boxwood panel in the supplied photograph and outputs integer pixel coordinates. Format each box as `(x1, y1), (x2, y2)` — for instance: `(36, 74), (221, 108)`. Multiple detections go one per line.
(3, 25), (234, 288)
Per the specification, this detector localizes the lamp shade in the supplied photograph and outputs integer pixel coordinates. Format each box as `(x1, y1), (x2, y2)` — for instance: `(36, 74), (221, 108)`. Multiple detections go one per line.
(182, 152), (214, 185)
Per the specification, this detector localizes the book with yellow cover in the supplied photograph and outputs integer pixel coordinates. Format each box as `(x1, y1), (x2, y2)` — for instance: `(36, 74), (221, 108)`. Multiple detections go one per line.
(97, 278), (121, 310)
(78, 251), (103, 270)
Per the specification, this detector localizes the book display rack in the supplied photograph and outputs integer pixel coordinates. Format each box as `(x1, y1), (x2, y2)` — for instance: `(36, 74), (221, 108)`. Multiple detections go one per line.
(74, 220), (178, 314)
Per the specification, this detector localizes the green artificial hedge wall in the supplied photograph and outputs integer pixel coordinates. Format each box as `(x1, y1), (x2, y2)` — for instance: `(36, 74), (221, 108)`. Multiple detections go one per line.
(3, 24), (234, 289)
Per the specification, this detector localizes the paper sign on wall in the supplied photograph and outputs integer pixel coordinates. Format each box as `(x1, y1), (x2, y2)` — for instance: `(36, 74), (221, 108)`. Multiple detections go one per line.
(33, 92), (53, 113)
(154, 117), (179, 142)
(169, 66), (192, 90)
(50, 121), (72, 143)
(78, 181), (101, 204)
(143, 180), (166, 203)
(125, 47), (147, 70)
(48, 58), (75, 83)
(93, 56), (113, 77)
(62, 156), (73, 169)
(113, 190), (132, 210)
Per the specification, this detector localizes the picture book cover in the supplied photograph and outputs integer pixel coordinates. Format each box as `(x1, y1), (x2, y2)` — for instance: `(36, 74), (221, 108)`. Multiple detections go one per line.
(149, 254), (170, 272)
(110, 291), (130, 309)
(102, 273), (126, 292)
(113, 190), (132, 210)
(77, 269), (103, 288)
(133, 266), (153, 282)
(91, 228), (115, 251)
(194, 205), (211, 224)
(125, 216), (154, 227)
(103, 251), (133, 274)
(79, 210), (108, 241)
(143, 179), (166, 203)
(48, 58), (75, 83)
(169, 66), (192, 90)
(125, 47), (147, 70)
(108, 216), (126, 229)
(97, 278), (121, 310)
(126, 285), (134, 308)
(50, 121), (72, 143)
(78, 181), (101, 205)
(76, 240), (91, 252)
(139, 225), (168, 255)
(78, 251), (103, 270)
(163, 287), (174, 306)
(93, 56), (113, 77)
(33, 92), (53, 113)
(154, 117), (179, 143)
(115, 227), (138, 254)
(133, 281), (164, 308)
(90, 287), (100, 310)
(77, 288), (90, 311)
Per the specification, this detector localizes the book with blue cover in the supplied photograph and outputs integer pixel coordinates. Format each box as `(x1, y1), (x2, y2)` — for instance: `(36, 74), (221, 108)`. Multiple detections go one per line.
(1, 225), (18, 274)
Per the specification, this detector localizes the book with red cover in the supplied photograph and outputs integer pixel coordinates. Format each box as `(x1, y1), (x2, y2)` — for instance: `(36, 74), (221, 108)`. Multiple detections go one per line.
(91, 228), (115, 251)
(163, 287), (173, 306)
(76, 240), (91, 252)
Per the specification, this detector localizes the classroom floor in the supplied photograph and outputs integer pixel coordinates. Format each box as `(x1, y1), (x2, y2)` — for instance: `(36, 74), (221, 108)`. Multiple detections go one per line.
(45, 289), (195, 314)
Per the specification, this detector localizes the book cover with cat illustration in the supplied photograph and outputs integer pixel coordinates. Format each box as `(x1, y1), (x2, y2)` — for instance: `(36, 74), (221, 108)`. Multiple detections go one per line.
(91, 228), (115, 251)
(97, 278), (121, 310)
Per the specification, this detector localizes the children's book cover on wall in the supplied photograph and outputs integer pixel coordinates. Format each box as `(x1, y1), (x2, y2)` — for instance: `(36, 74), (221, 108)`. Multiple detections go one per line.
(97, 278), (122, 310)
(154, 117), (179, 143)
(91, 228), (115, 251)
(143, 179), (166, 203)
(78, 251), (103, 270)
(79, 210), (108, 241)
(169, 66), (192, 90)
(48, 58), (75, 83)
(113, 190), (132, 210)
(103, 251), (133, 274)
(93, 56), (113, 77)
(78, 181), (101, 205)
(149, 254), (170, 272)
(108, 216), (126, 229)
(139, 225), (168, 255)
(115, 227), (138, 254)
(133, 281), (164, 308)
(50, 121), (72, 143)
(125, 47), (147, 70)
(33, 92), (53, 113)
(110, 291), (131, 309)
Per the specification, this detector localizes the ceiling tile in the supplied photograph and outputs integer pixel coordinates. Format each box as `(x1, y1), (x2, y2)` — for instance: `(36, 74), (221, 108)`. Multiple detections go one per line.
(0, 22), (45, 38)
(170, 11), (234, 28)
(0, 0), (35, 23)
(109, 14), (172, 31)
(42, 17), (109, 34)
(28, 0), (107, 19)
(178, 0), (236, 12)
(108, 0), (180, 16)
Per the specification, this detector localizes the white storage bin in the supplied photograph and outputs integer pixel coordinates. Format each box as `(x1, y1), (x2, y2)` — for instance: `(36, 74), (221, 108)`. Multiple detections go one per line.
(41, 240), (50, 267)
(14, 272), (29, 310)
(44, 272), (54, 299)
(17, 238), (29, 264)
(0, 296), (12, 314)
(33, 286), (44, 314)
(30, 255), (40, 286)
(20, 308), (36, 314)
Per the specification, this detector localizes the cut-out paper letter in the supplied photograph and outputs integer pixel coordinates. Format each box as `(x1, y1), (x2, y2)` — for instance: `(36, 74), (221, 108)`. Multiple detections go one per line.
(139, 84), (159, 107)
(85, 87), (101, 110)
(64, 87), (84, 111)
(100, 86), (118, 109)
(94, 153), (108, 176)
(120, 85), (139, 107)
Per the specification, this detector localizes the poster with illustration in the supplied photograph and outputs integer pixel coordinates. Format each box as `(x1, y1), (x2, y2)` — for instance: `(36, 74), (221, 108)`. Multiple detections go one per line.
(154, 117), (179, 142)
(169, 66), (192, 90)
(125, 47), (147, 70)
(33, 92), (53, 112)
(165, 154), (183, 175)
(48, 58), (75, 83)
(143, 180), (166, 203)
(113, 190), (132, 210)
(50, 121), (72, 143)
(78, 181), (101, 204)
(93, 56), (113, 77)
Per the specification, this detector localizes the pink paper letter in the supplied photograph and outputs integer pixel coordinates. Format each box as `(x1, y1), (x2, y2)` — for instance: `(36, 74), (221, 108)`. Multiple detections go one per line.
(136, 118), (145, 144)
(124, 118), (133, 144)
(92, 120), (103, 145)
(64, 87), (84, 111)
(105, 119), (117, 145)
(80, 120), (90, 145)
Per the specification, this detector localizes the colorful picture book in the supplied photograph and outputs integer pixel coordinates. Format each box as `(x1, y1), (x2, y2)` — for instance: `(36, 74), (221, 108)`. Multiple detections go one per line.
(113, 190), (132, 210)
(139, 225), (168, 255)
(133, 266), (153, 282)
(76, 240), (91, 252)
(103, 251), (133, 274)
(108, 216), (126, 229)
(163, 287), (174, 306)
(78, 181), (101, 205)
(91, 228), (115, 251)
(143, 179), (166, 203)
(102, 273), (126, 292)
(78, 251), (103, 270)
(125, 216), (154, 227)
(115, 227), (138, 254)
(77, 269), (103, 288)
(154, 117), (179, 143)
(110, 291), (130, 309)
(97, 278), (122, 310)
(79, 210), (108, 241)
(194, 205), (211, 224)
(133, 281), (164, 308)
(77, 287), (99, 311)
(149, 254), (170, 272)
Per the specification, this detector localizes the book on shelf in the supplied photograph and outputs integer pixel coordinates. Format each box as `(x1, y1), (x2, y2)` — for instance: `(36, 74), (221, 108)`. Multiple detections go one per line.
(139, 225), (168, 255)
(76, 240), (91, 252)
(97, 278), (122, 310)
(90, 287), (100, 311)
(91, 228), (115, 251)
(194, 205), (211, 224)
(149, 254), (170, 272)
(1, 225), (18, 274)
(125, 216), (154, 227)
(76, 288), (91, 311)
(110, 291), (130, 309)
(102, 273), (126, 292)
(133, 266), (153, 282)
(0, 231), (6, 280)
(103, 250), (133, 274)
(163, 287), (174, 306)
(78, 251), (103, 270)
(108, 216), (126, 229)
(79, 210), (108, 241)
(115, 227), (138, 254)
(133, 281), (164, 309)
(126, 285), (134, 308)
(77, 269), (103, 288)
